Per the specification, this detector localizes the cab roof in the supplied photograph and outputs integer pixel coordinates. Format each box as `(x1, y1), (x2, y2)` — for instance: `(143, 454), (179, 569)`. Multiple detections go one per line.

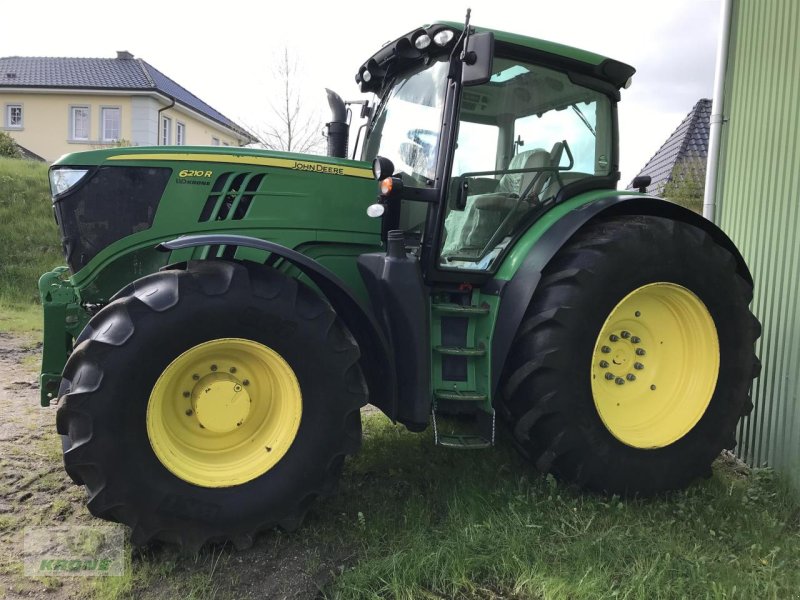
(356, 21), (635, 95)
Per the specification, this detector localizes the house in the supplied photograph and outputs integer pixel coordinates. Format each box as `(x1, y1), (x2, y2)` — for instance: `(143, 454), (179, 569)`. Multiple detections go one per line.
(628, 98), (711, 197)
(707, 0), (799, 496)
(0, 51), (255, 162)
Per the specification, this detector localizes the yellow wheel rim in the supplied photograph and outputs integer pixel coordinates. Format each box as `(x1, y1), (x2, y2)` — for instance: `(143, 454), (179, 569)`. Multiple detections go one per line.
(590, 283), (719, 449)
(147, 338), (302, 487)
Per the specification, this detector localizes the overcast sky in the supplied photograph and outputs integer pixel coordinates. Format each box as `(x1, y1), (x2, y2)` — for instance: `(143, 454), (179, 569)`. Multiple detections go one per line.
(1, 0), (721, 184)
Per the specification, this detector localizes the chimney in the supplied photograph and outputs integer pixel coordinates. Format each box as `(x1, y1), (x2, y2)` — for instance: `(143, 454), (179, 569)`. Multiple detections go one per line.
(116, 51), (134, 60)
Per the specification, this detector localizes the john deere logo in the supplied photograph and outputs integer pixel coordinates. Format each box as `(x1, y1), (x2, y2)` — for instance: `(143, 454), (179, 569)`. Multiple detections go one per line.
(291, 161), (345, 175)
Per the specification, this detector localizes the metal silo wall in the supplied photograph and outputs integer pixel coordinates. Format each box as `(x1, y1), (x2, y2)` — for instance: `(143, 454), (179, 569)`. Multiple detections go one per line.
(716, 0), (800, 493)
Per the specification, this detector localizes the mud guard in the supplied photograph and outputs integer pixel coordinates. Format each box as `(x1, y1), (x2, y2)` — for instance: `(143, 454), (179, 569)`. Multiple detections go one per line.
(488, 195), (753, 397)
(158, 234), (397, 418)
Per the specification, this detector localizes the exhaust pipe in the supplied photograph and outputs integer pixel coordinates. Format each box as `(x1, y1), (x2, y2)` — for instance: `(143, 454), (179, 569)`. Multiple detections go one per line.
(325, 89), (349, 158)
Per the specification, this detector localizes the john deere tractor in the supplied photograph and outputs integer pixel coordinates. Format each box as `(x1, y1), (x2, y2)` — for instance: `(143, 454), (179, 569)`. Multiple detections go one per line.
(40, 17), (760, 549)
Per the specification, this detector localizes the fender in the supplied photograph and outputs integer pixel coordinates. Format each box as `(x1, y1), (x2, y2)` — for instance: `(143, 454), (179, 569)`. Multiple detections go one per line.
(158, 234), (397, 417)
(488, 195), (753, 396)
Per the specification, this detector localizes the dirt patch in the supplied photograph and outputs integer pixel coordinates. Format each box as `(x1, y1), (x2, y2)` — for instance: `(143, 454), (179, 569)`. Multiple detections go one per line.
(0, 332), (90, 599)
(0, 332), (357, 599)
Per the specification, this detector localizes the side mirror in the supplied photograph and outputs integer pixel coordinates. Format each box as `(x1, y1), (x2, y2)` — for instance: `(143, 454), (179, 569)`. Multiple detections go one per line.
(632, 175), (651, 193)
(462, 31), (494, 86)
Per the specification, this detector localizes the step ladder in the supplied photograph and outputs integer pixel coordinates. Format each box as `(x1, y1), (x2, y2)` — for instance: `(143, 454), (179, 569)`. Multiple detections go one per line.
(430, 296), (495, 449)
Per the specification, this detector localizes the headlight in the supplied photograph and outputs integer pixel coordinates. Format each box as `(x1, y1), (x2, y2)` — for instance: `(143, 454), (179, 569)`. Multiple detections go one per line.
(433, 29), (454, 46)
(49, 168), (89, 197)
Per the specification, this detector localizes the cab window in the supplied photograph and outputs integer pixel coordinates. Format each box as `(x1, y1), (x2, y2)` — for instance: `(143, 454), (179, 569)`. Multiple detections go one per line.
(440, 58), (612, 271)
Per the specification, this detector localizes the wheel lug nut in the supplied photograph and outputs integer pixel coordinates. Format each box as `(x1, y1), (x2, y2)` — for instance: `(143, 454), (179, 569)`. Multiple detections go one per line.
(605, 373), (614, 380)
(615, 377), (625, 385)
(242, 379), (250, 386)
(650, 384), (657, 390)
(185, 409), (193, 416)
(210, 364), (217, 371)
(234, 384), (242, 392)
(636, 348), (646, 356)
(634, 362), (644, 370)
(609, 334), (619, 342)
(626, 374), (636, 381)
(601, 346), (611, 353)
(635, 311), (641, 317)
(621, 331), (630, 339)
(599, 360), (609, 368)
(229, 367), (237, 373)
(192, 373), (199, 380)
(182, 391), (190, 398)
(631, 336), (641, 344)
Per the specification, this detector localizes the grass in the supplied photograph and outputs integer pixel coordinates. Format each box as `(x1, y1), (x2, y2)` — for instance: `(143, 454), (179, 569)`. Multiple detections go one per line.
(0, 157), (62, 310)
(83, 415), (800, 600)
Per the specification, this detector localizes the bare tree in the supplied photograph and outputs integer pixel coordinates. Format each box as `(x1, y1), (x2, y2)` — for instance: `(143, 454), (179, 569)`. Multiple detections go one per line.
(253, 49), (325, 155)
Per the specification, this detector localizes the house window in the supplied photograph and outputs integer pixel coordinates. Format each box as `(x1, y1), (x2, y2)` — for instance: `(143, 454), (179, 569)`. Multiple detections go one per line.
(101, 107), (121, 141)
(176, 122), (186, 145)
(160, 116), (171, 145)
(6, 104), (22, 128)
(211, 137), (220, 146)
(71, 106), (90, 140)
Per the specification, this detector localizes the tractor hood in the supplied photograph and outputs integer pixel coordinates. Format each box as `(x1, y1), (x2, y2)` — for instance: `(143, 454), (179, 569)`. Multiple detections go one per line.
(48, 146), (379, 286)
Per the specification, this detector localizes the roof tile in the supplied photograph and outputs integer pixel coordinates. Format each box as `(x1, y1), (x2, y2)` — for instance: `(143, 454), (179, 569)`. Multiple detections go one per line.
(627, 98), (711, 195)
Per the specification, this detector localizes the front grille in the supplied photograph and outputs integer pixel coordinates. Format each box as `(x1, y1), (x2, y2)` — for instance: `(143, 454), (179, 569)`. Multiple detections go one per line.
(55, 166), (171, 273)
(198, 172), (265, 222)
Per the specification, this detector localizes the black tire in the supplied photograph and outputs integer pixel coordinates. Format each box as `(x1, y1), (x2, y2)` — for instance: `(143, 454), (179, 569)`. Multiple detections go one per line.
(56, 260), (366, 549)
(499, 216), (760, 496)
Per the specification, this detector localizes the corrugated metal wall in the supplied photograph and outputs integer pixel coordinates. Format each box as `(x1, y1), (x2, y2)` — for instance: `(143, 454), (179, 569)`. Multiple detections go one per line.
(716, 0), (800, 494)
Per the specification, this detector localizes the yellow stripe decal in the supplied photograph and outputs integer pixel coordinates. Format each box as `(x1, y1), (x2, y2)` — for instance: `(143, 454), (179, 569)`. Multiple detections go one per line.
(107, 153), (373, 179)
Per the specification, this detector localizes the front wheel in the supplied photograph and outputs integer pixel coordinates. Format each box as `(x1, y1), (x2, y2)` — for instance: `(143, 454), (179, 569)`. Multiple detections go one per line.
(57, 261), (366, 548)
(500, 216), (760, 495)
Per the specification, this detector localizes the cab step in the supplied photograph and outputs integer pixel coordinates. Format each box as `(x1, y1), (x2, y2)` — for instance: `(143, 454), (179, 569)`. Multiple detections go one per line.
(431, 303), (490, 316)
(434, 345), (486, 357)
(434, 389), (488, 402)
(432, 403), (495, 450)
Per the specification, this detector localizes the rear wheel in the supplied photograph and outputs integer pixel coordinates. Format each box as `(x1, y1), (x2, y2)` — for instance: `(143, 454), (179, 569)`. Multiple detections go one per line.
(57, 260), (366, 549)
(500, 216), (760, 495)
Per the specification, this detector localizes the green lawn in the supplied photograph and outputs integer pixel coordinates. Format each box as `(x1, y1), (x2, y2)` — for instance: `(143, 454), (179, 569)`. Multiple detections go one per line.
(87, 416), (799, 600)
(0, 157), (62, 310)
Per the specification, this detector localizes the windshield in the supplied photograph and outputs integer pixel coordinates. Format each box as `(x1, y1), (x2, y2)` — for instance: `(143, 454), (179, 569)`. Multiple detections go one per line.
(362, 57), (449, 185)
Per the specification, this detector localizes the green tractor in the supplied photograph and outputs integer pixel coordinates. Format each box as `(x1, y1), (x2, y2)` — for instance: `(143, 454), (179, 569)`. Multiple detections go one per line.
(40, 17), (760, 549)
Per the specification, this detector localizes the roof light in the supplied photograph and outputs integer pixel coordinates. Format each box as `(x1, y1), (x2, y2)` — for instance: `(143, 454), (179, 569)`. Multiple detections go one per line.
(433, 29), (454, 46)
(362, 69), (372, 83)
(414, 34), (432, 50)
(624, 76), (633, 89)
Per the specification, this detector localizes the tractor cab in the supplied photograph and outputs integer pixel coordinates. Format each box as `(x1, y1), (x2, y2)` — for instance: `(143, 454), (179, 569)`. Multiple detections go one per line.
(349, 20), (632, 282)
